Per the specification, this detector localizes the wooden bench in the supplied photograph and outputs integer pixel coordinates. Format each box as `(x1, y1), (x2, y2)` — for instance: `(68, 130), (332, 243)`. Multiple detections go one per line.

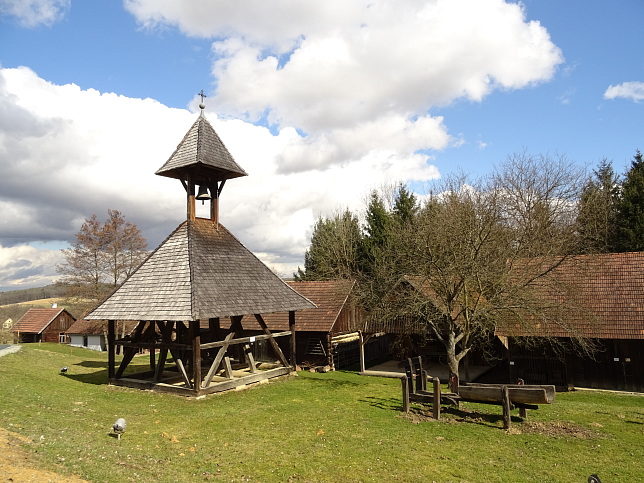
(401, 356), (555, 429)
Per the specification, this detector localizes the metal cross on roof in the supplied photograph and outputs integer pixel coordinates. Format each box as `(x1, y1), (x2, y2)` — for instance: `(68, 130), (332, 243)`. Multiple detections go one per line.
(197, 90), (207, 103)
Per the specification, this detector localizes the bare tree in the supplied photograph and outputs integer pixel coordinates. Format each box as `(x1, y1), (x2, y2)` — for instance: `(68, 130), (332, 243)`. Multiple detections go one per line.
(369, 153), (589, 376)
(57, 210), (147, 314)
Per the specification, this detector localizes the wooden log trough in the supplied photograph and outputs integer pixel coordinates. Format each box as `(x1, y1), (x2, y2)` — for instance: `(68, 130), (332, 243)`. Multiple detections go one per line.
(361, 356), (555, 429)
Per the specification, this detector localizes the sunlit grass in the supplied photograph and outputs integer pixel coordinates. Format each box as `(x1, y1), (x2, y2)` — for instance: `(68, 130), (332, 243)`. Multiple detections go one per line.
(0, 343), (642, 482)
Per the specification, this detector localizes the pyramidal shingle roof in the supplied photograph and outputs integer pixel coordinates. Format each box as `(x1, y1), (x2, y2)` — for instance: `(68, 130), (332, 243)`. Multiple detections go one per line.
(85, 218), (315, 321)
(155, 113), (248, 182)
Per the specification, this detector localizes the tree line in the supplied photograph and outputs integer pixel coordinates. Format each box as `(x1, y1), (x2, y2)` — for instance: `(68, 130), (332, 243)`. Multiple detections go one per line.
(295, 151), (644, 375)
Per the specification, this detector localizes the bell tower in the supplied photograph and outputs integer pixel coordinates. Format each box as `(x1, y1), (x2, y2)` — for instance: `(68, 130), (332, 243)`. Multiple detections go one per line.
(155, 92), (248, 225)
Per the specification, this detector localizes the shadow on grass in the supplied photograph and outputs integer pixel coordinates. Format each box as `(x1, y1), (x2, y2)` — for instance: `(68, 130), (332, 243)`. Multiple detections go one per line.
(63, 370), (109, 385)
(360, 396), (406, 412)
(75, 360), (107, 368)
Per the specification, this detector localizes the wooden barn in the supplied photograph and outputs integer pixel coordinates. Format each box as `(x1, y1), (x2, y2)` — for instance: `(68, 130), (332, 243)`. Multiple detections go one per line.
(496, 251), (644, 392)
(12, 307), (76, 343)
(84, 103), (315, 396)
(261, 280), (387, 370)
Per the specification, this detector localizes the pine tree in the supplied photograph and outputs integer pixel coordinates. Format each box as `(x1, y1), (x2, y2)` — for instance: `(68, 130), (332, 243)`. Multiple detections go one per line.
(617, 150), (644, 251)
(392, 183), (419, 224)
(576, 159), (620, 253)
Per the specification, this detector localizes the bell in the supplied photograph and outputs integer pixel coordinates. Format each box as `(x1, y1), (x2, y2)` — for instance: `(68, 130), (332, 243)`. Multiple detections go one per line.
(196, 185), (210, 204)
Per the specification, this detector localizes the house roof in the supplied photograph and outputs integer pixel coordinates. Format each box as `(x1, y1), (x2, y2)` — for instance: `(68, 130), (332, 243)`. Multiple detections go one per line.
(85, 218), (316, 321)
(260, 280), (355, 332)
(12, 308), (73, 334)
(496, 251), (644, 340)
(66, 319), (138, 336)
(155, 112), (248, 183)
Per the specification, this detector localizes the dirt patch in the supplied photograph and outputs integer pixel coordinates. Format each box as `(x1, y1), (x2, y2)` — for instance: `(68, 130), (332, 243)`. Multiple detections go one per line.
(512, 421), (602, 438)
(0, 427), (87, 482)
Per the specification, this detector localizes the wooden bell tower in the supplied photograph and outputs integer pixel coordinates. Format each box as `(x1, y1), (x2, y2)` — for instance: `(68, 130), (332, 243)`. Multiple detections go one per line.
(155, 91), (248, 226)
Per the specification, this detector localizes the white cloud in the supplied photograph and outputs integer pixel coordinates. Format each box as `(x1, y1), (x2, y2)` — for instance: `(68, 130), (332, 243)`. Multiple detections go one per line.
(604, 81), (644, 102)
(127, 0), (563, 172)
(0, 66), (440, 281)
(0, 243), (63, 290)
(0, 0), (70, 27)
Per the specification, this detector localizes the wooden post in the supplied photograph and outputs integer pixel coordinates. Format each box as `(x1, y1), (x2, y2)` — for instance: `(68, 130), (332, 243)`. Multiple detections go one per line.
(502, 385), (512, 430)
(187, 173), (196, 221)
(401, 375), (410, 412)
(107, 320), (115, 383)
(191, 320), (201, 393)
(433, 377), (441, 420)
(519, 407), (528, 419)
(289, 311), (296, 368)
(358, 331), (366, 373)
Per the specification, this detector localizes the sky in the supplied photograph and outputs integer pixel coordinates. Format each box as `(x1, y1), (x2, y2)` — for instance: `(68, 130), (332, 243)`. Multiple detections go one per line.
(0, 0), (642, 292)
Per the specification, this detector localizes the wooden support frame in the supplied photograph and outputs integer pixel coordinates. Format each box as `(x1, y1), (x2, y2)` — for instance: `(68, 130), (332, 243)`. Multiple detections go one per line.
(106, 311), (297, 397)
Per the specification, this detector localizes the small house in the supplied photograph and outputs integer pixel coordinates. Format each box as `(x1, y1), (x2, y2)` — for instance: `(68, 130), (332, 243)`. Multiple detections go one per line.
(66, 320), (138, 351)
(12, 307), (76, 343)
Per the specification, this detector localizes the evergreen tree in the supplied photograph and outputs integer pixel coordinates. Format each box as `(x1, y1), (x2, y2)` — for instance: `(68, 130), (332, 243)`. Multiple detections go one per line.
(576, 159), (620, 253)
(617, 150), (644, 251)
(294, 210), (362, 281)
(392, 183), (419, 224)
(361, 190), (393, 275)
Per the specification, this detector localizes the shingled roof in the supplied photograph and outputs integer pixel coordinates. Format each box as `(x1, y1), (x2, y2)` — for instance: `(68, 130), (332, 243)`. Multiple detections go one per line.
(496, 251), (644, 340)
(12, 308), (73, 334)
(261, 280), (356, 332)
(85, 218), (315, 322)
(155, 113), (247, 183)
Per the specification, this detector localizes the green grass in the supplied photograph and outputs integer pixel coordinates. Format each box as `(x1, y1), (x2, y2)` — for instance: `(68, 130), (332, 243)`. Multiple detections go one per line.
(0, 344), (642, 482)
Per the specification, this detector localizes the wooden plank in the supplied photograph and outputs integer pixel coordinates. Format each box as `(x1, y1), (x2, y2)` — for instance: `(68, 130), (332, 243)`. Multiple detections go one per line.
(359, 370), (405, 379)
(457, 385), (552, 405)
(199, 367), (291, 395)
(464, 383), (556, 404)
(115, 322), (147, 379)
(359, 331), (366, 373)
(223, 356), (233, 378)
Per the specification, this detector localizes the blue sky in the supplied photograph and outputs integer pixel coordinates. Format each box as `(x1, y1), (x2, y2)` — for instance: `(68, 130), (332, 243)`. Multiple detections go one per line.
(0, 0), (642, 291)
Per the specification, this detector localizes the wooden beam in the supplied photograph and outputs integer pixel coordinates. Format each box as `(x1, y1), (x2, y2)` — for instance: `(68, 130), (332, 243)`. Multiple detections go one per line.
(199, 331), (291, 349)
(203, 330), (236, 387)
(243, 344), (257, 373)
(108, 320), (116, 382)
(289, 311), (296, 367)
(255, 314), (291, 368)
(115, 321), (147, 379)
(502, 385), (512, 430)
(359, 331), (365, 373)
(191, 320), (202, 392)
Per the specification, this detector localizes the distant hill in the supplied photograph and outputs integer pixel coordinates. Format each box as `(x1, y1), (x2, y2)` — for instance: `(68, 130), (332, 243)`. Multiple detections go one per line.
(0, 284), (68, 306)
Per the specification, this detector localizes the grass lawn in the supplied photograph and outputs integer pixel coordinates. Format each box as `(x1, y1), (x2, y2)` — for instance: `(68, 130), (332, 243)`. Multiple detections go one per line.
(0, 344), (642, 482)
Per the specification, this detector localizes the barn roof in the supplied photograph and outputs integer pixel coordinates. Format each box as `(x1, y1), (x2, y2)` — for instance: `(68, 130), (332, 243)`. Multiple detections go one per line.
(12, 308), (73, 334)
(155, 113), (247, 183)
(496, 251), (644, 340)
(260, 280), (355, 332)
(85, 218), (315, 321)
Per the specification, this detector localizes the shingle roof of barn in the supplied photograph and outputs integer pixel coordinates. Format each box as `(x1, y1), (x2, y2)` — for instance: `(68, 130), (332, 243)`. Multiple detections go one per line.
(260, 280), (355, 332)
(12, 308), (71, 334)
(496, 251), (644, 340)
(155, 113), (247, 182)
(85, 218), (315, 321)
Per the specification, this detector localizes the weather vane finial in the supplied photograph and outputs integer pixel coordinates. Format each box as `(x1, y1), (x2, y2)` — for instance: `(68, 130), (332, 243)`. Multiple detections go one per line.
(197, 90), (207, 113)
